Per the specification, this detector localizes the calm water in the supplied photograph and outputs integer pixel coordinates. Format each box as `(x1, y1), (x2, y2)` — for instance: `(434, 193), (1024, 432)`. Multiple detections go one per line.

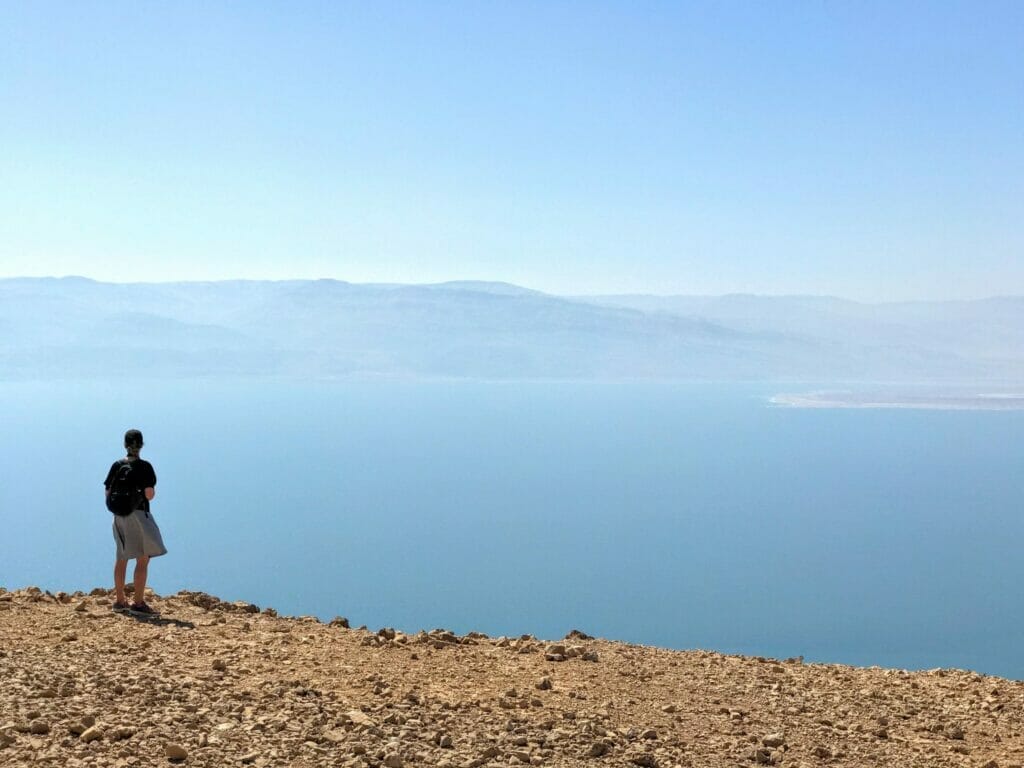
(2, 378), (1022, 679)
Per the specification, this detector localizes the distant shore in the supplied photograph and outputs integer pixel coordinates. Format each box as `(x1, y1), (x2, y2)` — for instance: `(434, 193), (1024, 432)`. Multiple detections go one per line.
(770, 391), (1024, 411)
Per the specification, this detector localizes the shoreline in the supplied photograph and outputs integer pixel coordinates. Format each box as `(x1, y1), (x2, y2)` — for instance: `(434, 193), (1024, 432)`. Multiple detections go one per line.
(770, 391), (1024, 411)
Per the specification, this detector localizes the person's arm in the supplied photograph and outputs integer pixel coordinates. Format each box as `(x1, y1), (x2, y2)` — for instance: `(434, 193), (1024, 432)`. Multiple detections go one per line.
(144, 462), (156, 501)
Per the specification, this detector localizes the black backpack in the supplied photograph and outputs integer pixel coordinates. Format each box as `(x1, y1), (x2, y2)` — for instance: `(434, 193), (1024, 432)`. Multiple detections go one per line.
(106, 460), (140, 516)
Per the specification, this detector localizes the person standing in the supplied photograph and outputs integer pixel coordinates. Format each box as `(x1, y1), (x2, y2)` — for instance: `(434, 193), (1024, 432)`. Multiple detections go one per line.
(104, 429), (167, 615)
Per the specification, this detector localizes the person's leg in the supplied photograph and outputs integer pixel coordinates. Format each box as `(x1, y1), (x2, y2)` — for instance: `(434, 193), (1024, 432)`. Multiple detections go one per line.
(113, 559), (128, 604)
(132, 555), (150, 605)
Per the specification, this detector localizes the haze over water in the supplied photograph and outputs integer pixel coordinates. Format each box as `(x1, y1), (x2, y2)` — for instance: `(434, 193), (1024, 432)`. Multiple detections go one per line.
(3, 377), (1022, 680)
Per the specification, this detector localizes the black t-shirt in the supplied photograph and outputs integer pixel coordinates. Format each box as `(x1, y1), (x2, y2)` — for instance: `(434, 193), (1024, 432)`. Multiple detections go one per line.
(104, 458), (157, 513)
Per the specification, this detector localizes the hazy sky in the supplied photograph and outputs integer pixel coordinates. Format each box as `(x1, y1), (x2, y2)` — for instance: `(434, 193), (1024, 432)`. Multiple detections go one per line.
(1, 2), (1022, 299)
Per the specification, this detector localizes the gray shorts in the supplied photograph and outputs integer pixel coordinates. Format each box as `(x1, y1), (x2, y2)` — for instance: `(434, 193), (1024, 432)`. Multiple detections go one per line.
(112, 509), (168, 561)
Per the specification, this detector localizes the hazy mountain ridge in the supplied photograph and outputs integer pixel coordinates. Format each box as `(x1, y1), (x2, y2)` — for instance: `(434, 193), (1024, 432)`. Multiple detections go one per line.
(577, 292), (1024, 375)
(1, 278), (1022, 382)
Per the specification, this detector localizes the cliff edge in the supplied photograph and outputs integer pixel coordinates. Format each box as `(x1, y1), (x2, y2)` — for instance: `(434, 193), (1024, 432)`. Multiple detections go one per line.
(1, 586), (1022, 768)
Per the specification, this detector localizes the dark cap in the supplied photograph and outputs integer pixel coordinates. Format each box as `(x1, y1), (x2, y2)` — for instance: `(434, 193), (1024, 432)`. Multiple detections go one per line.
(124, 429), (144, 447)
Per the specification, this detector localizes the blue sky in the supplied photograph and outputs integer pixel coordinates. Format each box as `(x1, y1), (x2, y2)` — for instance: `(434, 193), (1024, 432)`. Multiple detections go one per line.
(1, 1), (1021, 299)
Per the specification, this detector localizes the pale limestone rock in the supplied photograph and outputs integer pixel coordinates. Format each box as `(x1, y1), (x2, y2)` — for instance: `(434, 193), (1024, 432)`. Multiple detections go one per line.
(80, 725), (104, 743)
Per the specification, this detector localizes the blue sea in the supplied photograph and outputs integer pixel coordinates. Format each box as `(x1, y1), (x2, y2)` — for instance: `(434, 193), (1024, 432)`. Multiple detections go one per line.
(2, 379), (1022, 679)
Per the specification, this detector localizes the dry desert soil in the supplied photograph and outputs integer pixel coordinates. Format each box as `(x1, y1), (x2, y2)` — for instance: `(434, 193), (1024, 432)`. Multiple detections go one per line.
(1, 586), (1023, 768)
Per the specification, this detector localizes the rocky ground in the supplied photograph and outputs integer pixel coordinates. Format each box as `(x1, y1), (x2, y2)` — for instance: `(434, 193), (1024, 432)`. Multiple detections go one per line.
(1, 586), (1023, 768)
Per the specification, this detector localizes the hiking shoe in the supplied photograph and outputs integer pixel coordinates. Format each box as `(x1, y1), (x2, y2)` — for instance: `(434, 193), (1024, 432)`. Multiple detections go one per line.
(129, 602), (158, 616)
(112, 601), (129, 613)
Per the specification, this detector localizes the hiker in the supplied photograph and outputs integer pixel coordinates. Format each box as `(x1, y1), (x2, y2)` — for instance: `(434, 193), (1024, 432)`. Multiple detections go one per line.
(104, 429), (167, 615)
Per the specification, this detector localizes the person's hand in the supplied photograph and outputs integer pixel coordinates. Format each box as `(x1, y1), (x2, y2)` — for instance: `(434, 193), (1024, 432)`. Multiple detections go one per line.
(144, 487), (156, 501)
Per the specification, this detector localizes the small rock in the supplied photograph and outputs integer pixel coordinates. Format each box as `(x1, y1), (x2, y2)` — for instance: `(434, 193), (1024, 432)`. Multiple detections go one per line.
(762, 733), (785, 748)
(239, 753), (259, 764)
(536, 676), (553, 690)
(28, 721), (49, 735)
(588, 742), (608, 757)
(660, 704), (677, 714)
(80, 725), (104, 743)
(581, 650), (599, 662)
(323, 728), (347, 744)
(346, 710), (375, 727)
(565, 629), (594, 640)
(165, 743), (188, 761)
(329, 616), (349, 628)
(212, 659), (227, 671)
(641, 729), (658, 740)
(383, 754), (403, 768)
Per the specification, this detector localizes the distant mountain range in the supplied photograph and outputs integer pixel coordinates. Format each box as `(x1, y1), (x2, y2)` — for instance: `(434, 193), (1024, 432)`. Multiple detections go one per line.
(2, 277), (1022, 382)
